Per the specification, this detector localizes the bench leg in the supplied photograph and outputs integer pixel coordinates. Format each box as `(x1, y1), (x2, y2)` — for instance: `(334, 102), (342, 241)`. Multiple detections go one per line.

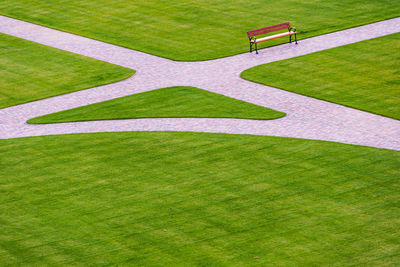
(289, 34), (298, 44)
(255, 42), (258, 54)
(250, 42), (252, 53)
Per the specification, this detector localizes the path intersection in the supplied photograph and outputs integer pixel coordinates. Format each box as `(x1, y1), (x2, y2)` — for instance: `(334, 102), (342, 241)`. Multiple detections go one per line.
(0, 15), (399, 150)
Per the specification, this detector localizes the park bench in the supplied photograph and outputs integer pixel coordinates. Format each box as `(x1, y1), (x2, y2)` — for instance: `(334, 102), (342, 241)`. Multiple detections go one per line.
(247, 22), (298, 54)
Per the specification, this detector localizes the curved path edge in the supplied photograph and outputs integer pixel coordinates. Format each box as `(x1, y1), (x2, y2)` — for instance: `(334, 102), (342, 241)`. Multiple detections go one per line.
(0, 15), (399, 150)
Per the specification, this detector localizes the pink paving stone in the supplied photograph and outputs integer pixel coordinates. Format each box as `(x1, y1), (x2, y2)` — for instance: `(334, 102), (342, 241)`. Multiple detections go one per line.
(0, 15), (399, 150)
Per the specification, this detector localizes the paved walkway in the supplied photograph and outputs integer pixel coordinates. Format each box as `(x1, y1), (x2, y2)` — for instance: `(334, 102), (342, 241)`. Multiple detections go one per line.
(0, 15), (399, 150)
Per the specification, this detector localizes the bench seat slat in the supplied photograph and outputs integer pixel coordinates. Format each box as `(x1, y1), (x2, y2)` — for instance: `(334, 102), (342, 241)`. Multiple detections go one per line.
(252, 31), (297, 43)
(247, 22), (290, 37)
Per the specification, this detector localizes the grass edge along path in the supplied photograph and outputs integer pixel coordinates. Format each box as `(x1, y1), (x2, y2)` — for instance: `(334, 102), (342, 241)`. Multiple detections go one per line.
(27, 86), (285, 124)
(1, 0), (400, 61)
(0, 32), (134, 109)
(241, 33), (400, 120)
(0, 131), (399, 265)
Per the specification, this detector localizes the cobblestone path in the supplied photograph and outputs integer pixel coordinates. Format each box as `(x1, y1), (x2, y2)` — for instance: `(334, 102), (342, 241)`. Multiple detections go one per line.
(0, 15), (399, 150)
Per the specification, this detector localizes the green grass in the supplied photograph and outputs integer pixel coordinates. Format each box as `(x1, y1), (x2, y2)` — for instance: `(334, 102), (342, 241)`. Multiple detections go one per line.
(0, 33), (134, 109)
(0, 132), (399, 265)
(241, 33), (400, 119)
(1, 0), (399, 61)
(28, 86), (285, 124)
(1, 2), (399, 265)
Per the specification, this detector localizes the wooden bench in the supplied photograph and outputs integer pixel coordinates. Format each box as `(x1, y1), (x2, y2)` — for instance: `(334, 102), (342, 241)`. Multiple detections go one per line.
(247, 22), (298, 54)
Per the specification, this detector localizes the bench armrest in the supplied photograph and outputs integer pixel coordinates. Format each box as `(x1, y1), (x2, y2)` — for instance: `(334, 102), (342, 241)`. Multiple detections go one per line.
(249, 36), (257, 42)
(289, 27), (297, 33)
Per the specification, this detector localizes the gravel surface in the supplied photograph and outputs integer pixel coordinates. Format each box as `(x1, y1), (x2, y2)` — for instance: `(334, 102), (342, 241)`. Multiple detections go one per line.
(0, 15), (399, 150)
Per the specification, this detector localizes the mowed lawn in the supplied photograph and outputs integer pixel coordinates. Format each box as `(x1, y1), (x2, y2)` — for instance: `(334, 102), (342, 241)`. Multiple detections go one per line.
(1, 1), (399, 266)
(0, 33), (134, 109)
(241, 33), (400, 119)
(28, 86), (285, 124)
(0, 0), (399, 60)
(0, 132), (399, 266)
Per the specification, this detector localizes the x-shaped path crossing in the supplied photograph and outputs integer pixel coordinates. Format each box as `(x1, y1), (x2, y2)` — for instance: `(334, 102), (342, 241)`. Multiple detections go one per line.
(0, 15), (399, 150)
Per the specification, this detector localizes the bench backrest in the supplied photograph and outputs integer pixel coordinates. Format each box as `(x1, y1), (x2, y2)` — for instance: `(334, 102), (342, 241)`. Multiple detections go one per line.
(247, 22), (291, 37)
